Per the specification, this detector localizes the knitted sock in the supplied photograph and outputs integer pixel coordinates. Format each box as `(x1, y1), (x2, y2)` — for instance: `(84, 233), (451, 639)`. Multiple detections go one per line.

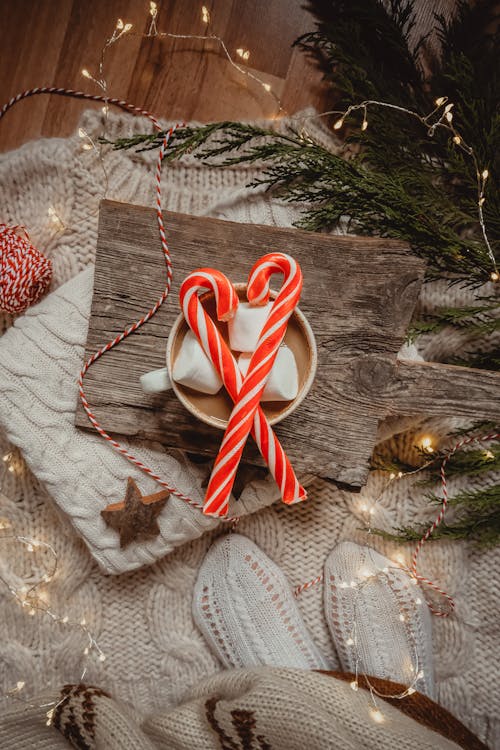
(192, 533), (330, 669)
(324, 541), (435, 698)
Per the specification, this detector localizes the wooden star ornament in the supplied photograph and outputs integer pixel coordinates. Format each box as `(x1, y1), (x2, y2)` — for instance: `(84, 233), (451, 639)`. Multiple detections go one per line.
(101, 477), (169, 548)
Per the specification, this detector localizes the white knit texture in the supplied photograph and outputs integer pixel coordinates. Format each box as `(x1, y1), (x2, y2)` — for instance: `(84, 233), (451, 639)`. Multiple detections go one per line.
(193, 533), (330, 670)
(0, 108), (498, 747)
(324, 541), (435, 697)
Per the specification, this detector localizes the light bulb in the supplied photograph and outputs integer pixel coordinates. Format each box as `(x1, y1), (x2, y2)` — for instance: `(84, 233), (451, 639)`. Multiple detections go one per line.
(482, 169), (489, 180)
(490, 271), (499, 282)
(262, 83), (271, 92)
(333, 119), (343, 130)
(361, 119), (368, 131)
(81, 69), (91, 79)
(407, 686), (416, 695)
(369, 707), (385, 724)
(236, 48), (250, 61)
(350, 680), (358, 691)
(201, 6), (210, 23)
(435, 96), (446, 106)
(116, 18), (124, 29)
(346, 637), (354, 646)
(453, 135), (461, 144)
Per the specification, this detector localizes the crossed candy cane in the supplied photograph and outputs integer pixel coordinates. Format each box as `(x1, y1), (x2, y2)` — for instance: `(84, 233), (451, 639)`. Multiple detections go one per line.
(180, 268), (306, 514)
(202, 253), (305, 517)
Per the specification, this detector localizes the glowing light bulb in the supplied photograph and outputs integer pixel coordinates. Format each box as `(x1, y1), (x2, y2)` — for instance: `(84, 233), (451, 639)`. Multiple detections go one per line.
(407, 686), (416, 695)
(490, 271), (499, 282)
(453, 135), (461, 145)
(27, 543), (34, 553)
(389, 472), (396, 480)
(482, 169), (489, 180)
(81, 69), (91, 79)
(399, 613), (406, 622)
(16, 681), (25, 691)
(149, 1), (157, 16)
(484, 450), (494, 459)
(340, 581), (349, 589)
(350, 680), (358, 691)
(2, 453), (10, 461)
(82, 144), (93, 151)
(361, 118), (368, 131)
(435, 97), (446, 106)
(62, 615), (69, 624)
(398, 471), (403, 478)
(444, 103), (454, 113)
(116, 18), (124, 29)
(262, 83), (271, 92)
(83, 647), (89, 655)
(0, 518), (11, 530)
(236, 48), (250, 61)
(346, 637), (354, 646)
(201, 5), (210, 23)
(416, 670), (424, 680)
(123, 23), (133, 32)
(8, 465), (15, 473)
(46, 708), (54, 726)
(333, 119), (344, 130)
(78, 128), (86, 138)
(420, 436), (434, 453)
(445, 111), (453, 122)
(28, 607), (36, 616)
(369, 707), (385, 724)
(99, 653), (106, 662)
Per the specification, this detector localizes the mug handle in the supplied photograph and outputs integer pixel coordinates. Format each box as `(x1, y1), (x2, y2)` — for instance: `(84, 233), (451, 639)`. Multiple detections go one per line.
(140, 367), (173, 394)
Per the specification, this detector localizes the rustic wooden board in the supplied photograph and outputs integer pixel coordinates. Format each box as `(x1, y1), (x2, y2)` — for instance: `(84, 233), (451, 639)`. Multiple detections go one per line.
(75, 200), (500, 488)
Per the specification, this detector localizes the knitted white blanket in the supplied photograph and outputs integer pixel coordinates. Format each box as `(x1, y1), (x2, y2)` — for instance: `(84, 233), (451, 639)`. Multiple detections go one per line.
(0, 109), (498, 747)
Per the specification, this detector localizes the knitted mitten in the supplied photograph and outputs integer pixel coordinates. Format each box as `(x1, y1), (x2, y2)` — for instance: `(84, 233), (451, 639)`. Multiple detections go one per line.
(324, 541), (435, 697)
(192, 533), (330, 669)
(52, 684), (156, 750)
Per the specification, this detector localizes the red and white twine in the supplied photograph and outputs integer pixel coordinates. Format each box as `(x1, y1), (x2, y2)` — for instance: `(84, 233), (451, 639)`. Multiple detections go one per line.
(0, 87), (204, 508)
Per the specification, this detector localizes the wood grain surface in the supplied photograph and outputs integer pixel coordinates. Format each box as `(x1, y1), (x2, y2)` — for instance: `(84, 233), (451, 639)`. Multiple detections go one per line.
(0, 0), (329, 152)
(75, 200), (429, 487)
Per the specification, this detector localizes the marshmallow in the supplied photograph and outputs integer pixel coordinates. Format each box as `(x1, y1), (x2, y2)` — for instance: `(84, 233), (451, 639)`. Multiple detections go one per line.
(238, 346), (299, 402)
(228, 302), (273, 352)
(172, 330), (223, 394)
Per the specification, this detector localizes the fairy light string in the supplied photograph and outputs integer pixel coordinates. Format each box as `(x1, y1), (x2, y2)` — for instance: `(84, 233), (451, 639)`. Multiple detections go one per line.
(76, 3), (495, 280)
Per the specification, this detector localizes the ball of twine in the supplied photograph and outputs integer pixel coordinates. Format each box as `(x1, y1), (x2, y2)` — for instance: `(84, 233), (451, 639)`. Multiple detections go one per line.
(0, 223), (53, 314)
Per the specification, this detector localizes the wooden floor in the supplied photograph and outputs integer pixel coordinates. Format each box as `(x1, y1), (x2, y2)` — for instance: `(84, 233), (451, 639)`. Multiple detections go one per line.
(0, 0), (328, 152)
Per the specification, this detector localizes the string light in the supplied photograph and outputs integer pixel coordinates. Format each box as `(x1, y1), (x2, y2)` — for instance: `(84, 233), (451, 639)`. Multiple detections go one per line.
(317, 96), (497, 279)
(201, 5), (210, 24)
(236, 48), (250, 61)
(0, 518), (106, 705)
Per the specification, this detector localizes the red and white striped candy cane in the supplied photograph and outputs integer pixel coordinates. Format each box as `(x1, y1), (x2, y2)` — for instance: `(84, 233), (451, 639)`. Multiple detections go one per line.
(203, 252), (305, 517)
(180, 269), (306, 507)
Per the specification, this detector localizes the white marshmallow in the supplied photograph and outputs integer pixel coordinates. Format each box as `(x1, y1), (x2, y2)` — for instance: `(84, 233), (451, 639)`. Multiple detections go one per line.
(172, 330), (223, 395)
(228, 302), (273, 352)
(140, 367), (171, 394)
(238, 346), (299, 402)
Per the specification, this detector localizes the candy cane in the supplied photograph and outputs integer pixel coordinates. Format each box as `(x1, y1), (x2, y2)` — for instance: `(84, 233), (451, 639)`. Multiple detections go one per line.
(203, 253), (305, 516)
(180, 269), (306, 508)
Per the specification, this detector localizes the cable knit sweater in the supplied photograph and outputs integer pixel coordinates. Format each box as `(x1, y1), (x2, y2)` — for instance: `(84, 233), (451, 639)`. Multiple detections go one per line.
(0, 108), (499, 749)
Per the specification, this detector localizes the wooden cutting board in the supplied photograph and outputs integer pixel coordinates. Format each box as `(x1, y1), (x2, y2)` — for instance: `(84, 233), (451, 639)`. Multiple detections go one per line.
(75, 200), (500, 488)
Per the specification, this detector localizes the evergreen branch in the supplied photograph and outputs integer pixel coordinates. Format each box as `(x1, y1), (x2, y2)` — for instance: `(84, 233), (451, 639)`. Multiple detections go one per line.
(373, 483), (500, 547)
(408, 303), (500, 339)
